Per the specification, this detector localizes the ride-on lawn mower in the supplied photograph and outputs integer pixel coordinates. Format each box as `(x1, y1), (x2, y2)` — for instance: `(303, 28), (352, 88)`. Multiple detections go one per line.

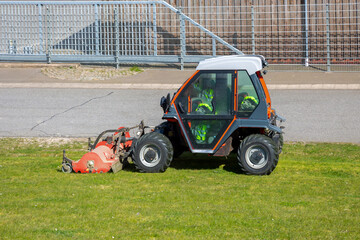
(62, 55), (285, 175)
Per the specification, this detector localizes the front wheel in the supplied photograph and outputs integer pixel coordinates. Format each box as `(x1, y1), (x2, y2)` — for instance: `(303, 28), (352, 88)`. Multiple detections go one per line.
(132, 132), (173, 173)
(237, 134), (279, 175)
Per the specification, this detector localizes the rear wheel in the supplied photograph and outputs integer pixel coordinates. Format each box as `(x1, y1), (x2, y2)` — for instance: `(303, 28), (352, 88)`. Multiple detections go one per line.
(271, 133), (284, 154)
(237, 134), (279, 175)
(132, 132), (173, 173)
(278, 133), (284, 154)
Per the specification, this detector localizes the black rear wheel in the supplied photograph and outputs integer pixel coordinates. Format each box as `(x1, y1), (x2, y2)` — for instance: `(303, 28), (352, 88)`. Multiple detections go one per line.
(132, 132), (173, 173)
(277, 133), (284, 154)
(237, 134), (279, 175)
(272, 133), (284, 154)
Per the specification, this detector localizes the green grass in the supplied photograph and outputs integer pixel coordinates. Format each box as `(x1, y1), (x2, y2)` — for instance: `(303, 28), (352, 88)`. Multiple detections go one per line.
(129, 65), (143, 73)
(0, 139), (359, 239)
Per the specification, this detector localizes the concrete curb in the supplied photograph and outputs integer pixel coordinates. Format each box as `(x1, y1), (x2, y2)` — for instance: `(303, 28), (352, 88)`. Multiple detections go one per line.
(267, 84), (360, 90)
(0, 83), (182, 89)
(0, 83), (359, 90)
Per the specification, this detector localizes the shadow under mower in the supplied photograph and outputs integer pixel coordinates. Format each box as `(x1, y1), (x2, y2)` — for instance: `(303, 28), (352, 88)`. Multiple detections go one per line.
(62, 55), (285, 175)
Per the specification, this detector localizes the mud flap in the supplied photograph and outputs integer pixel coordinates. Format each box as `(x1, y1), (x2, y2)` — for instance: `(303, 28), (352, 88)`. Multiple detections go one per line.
(213, 137), (233, 157)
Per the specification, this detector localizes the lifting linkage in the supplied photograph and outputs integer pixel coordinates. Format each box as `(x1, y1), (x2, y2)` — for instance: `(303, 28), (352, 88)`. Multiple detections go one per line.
(62, 121), (148, 173)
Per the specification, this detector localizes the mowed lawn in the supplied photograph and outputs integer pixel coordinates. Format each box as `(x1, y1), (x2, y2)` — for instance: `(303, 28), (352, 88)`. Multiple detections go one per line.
(0, 138), (359, 239)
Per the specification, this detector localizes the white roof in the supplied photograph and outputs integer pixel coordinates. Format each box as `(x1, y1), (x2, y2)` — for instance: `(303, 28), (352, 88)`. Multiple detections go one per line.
(196, 55), (265, 75)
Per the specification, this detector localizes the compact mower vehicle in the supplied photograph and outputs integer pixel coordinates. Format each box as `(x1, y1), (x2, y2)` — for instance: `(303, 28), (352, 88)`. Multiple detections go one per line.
(62, 55), (285, 175)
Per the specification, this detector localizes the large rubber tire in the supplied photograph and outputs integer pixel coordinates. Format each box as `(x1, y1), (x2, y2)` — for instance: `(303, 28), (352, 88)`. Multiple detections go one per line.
(271, 133), (284, 154)
(132, 132), (173, 173)
(155, 121), (185, 159)
(277, 133), (284, 154)
(237, 134), (279, 175)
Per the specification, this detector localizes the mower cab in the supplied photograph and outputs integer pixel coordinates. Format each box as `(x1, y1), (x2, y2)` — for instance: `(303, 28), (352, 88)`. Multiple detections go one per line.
(62, 55), (284, 175)
(159, 55), (285, 174)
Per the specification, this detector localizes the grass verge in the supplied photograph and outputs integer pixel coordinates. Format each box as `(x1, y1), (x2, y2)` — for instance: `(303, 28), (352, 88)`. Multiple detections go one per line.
(0, 139), (359, 239)
(41, 65), (144, 81)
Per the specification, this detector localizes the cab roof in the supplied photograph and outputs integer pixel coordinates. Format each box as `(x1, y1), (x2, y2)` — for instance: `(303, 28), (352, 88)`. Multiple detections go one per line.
(196, 55), (267, 75)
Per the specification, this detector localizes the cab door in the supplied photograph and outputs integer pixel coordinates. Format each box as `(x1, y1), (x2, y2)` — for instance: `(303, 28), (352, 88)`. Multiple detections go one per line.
(174, 70), (235, 152)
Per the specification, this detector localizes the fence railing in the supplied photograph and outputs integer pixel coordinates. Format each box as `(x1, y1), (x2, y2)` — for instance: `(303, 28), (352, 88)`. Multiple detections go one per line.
(178, 2), (360, 72)
(0, 1), (359, 72)
(0, 1), (243, 70)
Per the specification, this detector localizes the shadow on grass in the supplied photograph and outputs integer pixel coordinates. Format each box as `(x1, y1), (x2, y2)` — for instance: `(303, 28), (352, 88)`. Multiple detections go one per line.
(120, 152), (242, 174)
(58, 153), (242, 174)
(121, 152), (242, 174)
(169, 152), (242, 174)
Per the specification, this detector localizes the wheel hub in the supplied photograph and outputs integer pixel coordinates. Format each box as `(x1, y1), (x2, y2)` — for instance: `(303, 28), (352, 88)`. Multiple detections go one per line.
(250, 151), (264, 164)
(139, 144), (161, 167)
(245, 145), (268, 169)
(144, 149), (156, 162)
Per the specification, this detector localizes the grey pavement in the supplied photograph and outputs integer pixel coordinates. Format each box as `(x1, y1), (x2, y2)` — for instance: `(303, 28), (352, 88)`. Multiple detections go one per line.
(0, 63), (359, 143)
(0, 88), (359, 143)
(0, 63), (359, 89)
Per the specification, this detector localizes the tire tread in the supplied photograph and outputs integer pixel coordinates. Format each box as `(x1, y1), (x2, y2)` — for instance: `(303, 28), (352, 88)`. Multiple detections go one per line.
(237, 134), (279, 175)
(132, 132), (173, 173)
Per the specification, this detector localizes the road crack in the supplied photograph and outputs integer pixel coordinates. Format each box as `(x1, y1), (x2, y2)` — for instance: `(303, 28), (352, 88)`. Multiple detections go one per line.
(31, 92), (114, 131)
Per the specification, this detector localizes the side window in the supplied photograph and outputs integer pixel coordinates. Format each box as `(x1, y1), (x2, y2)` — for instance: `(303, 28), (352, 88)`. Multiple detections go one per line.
(237, 71), (259, 117)
(177, 71), (233, 116)
(189, 73), (216, 115)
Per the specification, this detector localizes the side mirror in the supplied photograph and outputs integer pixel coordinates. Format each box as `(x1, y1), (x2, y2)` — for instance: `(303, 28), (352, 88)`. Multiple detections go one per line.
(160, 93), (171, 113)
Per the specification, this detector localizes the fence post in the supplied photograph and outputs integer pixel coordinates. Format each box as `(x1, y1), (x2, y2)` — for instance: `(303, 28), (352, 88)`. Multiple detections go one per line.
(94, 4), (100, 55)
(179, 10), (186, 70)
(114, 7), (120, 69)
(46, 7), (51, 64)
(212, 37), (216, 56)
(304, 0), (309, 67)
(38, 4), (44, 55)
(326, 4), (331, 72)
(152, 3), (157, 56)
(251, 5), (255, 55)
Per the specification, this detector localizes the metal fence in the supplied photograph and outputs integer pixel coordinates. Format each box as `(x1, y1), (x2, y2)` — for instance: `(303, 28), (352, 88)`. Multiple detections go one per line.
(0, 1), (359, 72)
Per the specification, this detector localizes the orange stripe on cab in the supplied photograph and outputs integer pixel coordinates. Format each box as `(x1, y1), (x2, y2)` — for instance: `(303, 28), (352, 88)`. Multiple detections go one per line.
(213, 116), (236, 151)
(171, 70), (199, 105)
(256, 71), (272, 118)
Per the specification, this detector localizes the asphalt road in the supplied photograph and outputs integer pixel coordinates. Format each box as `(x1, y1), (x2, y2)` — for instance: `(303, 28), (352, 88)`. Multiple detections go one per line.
(0, 88), (359, 143)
